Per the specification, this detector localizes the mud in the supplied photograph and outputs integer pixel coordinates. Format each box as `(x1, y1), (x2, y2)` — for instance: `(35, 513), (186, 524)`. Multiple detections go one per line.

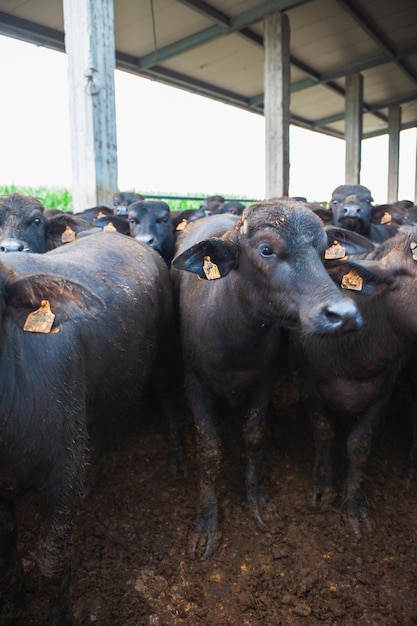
(15, 374), (417, 625)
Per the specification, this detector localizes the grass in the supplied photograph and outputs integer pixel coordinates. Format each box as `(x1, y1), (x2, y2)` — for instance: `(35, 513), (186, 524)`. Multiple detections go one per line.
(0, 185), (73, 211)
(0, 185), (255, 212)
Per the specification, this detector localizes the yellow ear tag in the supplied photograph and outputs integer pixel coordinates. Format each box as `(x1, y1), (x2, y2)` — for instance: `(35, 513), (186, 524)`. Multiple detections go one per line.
(341, 270), (363, 291)
(380, 211), (392, 225)
(325, 241), (346, 260)
(176, 219), (187, 231)
(61, 225), (76, 244)
(103, 222), (117, 232)
(23, 300), (56, 333)
(203, 255), (221, 280)
(97, 211), (106, 218)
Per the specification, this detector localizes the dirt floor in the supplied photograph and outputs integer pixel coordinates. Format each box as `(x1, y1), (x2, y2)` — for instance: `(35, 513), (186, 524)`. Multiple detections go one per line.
(14, 373), (417, 625)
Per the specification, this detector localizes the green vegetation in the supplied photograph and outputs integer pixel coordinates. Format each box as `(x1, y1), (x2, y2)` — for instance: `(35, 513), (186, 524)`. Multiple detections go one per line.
(0, 185), (254, 212)
(0, 185), (73, 211)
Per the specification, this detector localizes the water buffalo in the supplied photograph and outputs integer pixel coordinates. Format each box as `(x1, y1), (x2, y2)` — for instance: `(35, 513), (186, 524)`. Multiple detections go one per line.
(92, 214), (131, 235)
(400, 204), (417, 227)
(77, 205), (114, 225)
(0, 193), (90, 252)
(213, 200), (246, 216)
(171, 207), (212, 232)
(199, 194), (225, 213)
(372, 199), (414, 227)
(291, 225), (417, 537)
(128, 200), (175, 265)
(112, 191), (145, 217)
(0, 231), (175, 624)
(171, 200), (362, 560)
(325, 185), (398, 243)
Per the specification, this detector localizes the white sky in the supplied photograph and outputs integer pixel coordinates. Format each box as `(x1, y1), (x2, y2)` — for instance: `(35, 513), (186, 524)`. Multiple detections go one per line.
(0, 34), (415, 205)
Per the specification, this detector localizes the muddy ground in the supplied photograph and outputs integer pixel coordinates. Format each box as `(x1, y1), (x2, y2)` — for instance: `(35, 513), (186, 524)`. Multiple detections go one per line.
(14, 373), (417, 625)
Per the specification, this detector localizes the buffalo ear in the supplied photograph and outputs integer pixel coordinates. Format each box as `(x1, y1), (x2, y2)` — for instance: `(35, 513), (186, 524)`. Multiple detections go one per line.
(172, 238), (238, 279)
(93, 216), (130, 235)
(46, 214), (91, 245)
(312, 207), (333, 224)
(324, 226), (376, 256)
(5, 273), (105, 329)
(325, 259), (393, 296)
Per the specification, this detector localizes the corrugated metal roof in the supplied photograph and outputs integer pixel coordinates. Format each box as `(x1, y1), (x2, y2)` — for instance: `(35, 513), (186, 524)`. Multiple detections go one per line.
(1, 0), (416, 139)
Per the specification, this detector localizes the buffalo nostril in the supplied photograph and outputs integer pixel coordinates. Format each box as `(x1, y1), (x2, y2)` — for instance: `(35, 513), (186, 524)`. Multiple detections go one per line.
(135, 234), (154, 245)
(322, 301), (362, 332)
(0, 240), (25, 252)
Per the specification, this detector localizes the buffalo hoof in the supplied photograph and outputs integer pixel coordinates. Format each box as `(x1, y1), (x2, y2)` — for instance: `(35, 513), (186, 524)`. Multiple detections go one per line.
(189, 518), (221, 561)
(247, 490), (273, 527)
(406, 461), (417, 487)
(346, 495), (375, 539)
(311, 481), (336, 508)
(189, 529), (221, 561)
(49, 606), (78, 626)
(0, 562), (25, 625)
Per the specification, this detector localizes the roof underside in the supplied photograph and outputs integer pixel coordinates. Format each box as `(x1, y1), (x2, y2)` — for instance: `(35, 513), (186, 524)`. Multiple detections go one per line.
(1, 0), (417, 140)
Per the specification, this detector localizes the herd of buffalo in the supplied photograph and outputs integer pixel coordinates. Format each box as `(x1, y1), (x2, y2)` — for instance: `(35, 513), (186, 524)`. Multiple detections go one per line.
(0, 184), (416, 625)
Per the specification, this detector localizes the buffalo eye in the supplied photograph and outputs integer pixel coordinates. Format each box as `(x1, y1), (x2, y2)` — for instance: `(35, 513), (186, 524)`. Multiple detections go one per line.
(128, 217), (138, 225)
(259, 244), (275, 258)
(158, 215), (169, 224)
(32, 217), (42, 226)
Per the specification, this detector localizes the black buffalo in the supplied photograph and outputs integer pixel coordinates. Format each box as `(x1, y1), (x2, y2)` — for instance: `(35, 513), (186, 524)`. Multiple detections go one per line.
(199, 194), (225, 213)
(324, 184), (398, 243)
(112, 191), (145, 216)
(0, 231), (174, 624)
(171, 207), (212, 232)
(0, 193), (90, 252)
(128, 200), (175, 265)
(213, 200), (246, 216)
(171, 200), (362, 560)
(291, 226), (417, 537)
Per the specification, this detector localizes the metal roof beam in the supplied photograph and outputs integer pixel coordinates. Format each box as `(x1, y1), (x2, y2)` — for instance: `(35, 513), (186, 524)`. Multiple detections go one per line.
(116, 50), (259, 112)
(364, 119), (417, 139)
(253, 79), (387, 126)
(176, 0), (231, 27)
(313, 91), (417, 129)
(0, 12), (65, 51)
(336, 0), (417, 87)
(139, 0), (311, 68)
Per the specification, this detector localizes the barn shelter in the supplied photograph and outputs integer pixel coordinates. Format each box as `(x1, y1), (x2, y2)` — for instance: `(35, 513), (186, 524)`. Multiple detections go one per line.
(1, 0), (417, 211)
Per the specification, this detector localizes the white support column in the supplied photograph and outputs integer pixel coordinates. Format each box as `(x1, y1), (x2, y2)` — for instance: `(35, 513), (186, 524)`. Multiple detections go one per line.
(63, 0), (118, 212)
(387, 105), (401, 203)
(345, 73), (363, 184)
(264, 12), (290, 199)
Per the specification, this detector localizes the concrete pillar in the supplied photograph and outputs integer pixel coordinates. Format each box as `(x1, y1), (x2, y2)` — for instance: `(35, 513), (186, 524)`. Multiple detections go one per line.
(264, 12), (290, 199)
(63, 0), (118, 212)
(387, 105), (400, 203)
(345, 73), (363, 184)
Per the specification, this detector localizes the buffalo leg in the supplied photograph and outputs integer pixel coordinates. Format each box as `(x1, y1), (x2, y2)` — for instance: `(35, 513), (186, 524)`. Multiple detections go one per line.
(37, 451), (86, 626)
(187, 377), (222, 561)
(0, 498), (24, 623)
(308, 404), (337, 506)
(405, 359), (417, 482)
(345, 397), (387, 537)
(242, 391), (271, 526)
